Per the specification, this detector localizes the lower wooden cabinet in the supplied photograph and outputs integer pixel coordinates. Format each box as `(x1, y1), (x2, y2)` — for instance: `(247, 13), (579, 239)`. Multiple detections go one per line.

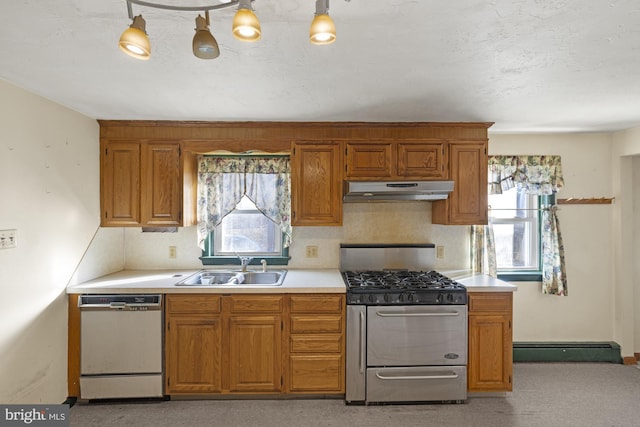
(467, 292), (513, 392)
(288, 294), (345, 393)
(164, 293), (345, 396)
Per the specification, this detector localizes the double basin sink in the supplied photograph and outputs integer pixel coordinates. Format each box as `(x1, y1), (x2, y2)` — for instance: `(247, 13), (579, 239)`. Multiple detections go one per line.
(176, 270), (287, 287)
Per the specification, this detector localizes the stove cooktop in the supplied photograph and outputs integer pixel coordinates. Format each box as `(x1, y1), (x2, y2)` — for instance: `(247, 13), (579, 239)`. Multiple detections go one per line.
(342, 270), (467, 305)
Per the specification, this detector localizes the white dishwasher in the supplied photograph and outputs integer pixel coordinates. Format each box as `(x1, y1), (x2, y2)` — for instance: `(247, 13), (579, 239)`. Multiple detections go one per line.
(79, 294), (163, 400)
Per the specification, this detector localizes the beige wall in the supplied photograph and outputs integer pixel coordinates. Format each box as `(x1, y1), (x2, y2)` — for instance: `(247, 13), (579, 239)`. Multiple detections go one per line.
(0, 80), (104, 403)
(489, 133), (618, 344)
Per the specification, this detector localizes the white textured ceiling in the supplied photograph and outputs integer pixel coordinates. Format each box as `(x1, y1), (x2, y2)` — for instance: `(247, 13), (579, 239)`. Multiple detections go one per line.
(1, 0), (640, 132)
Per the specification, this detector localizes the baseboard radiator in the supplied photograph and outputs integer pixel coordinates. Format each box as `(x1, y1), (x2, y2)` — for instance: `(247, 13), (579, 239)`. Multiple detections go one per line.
(513, 342), (623, 364)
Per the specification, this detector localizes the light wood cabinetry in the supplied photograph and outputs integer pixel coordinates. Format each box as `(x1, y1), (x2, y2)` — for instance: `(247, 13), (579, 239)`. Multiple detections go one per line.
(165, 295), (222, 394)
(432, 141), (488, 225)
(288, 294), (345, 393)
(226, 295), (283, 393)
(291, 141), (343, 226)
(101, 140), (196, 227)
(164, 293), (345, 396)
(346, 140), (447, 180)
(467, 292), (513, 392)
(100, 141), (141, 226)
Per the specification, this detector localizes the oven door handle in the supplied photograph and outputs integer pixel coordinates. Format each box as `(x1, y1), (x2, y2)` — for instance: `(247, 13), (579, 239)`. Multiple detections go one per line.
(375, 372), (460, 380)
(375, 311), (460, 317)
(359, 309), (366, 374)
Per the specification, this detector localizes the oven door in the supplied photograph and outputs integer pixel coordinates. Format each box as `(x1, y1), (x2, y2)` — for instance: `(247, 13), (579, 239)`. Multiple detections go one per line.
(367, 305), (467, 366)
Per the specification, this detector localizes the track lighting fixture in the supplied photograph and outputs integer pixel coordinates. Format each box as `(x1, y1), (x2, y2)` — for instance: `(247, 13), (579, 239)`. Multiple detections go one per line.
(119, 15), (151, 60)
(310, 0), (336, 45)
(232, 0), (262, 42)
(119, 0), (342, 61)
(193, 11), (220, 59)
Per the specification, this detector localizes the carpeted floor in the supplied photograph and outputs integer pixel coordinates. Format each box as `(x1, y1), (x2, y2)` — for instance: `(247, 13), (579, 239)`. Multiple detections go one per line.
(70, 363), (640, 427)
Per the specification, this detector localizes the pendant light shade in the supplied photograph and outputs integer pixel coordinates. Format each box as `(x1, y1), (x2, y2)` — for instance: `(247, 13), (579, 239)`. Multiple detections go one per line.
(193, 12), (220, 59)
(232, 0), (261, 42)
(119, 15), (151, 60)
(309, 14), (336, 45)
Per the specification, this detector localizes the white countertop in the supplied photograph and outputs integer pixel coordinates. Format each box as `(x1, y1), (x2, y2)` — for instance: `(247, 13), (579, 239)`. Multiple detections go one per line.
(66, 268), (516, 294)
(66, 269), (346, 294)
(441, 270), (518, 292)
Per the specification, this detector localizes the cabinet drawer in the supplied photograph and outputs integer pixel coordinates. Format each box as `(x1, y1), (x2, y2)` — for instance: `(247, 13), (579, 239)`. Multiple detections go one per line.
(468, 293), (512, 313)
(227, 295), (283, 313)
(291, 315), (343, 334)
(166, 295), (221, 314)
(290, 334), (343, 353)
(289, 355), (344, 392)
(290, 295), (344, 314)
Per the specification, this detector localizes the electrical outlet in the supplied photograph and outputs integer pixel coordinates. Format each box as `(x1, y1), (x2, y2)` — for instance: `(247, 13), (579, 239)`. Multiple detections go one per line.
(436, 245), (445, 259)
(305, 245), (318, 258)
(169, 246), (177, 259)
(0, 229), (17, 249)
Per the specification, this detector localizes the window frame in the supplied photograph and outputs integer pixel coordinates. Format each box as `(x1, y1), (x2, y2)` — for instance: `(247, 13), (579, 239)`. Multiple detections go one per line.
(198, 155), (291, 267)
(491, 193), (555, 282)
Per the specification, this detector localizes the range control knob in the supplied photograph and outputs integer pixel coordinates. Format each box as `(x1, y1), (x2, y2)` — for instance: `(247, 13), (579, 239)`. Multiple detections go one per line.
(407, 293), (414, 303)
(436, 293), (444, 303)
(383, 293), (391, 303)
(447, 293), (454, 302)
(368, 294), (377, 303)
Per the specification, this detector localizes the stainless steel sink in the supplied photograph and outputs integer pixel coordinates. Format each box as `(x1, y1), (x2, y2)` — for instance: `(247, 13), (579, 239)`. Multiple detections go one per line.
(176, 270), (287, 286)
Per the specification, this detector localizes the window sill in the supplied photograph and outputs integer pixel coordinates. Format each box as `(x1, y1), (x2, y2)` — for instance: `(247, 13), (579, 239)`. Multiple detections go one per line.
(497, 272), (542, 282)
(200, 256), (290, 267)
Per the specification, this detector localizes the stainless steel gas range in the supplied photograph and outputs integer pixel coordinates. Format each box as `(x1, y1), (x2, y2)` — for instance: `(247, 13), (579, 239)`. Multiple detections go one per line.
(342, 244), (468, 405)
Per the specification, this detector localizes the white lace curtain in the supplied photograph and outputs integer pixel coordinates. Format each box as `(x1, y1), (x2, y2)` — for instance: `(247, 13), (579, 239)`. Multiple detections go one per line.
(196, 156), (292, 250)
(472, 155), (568, 296)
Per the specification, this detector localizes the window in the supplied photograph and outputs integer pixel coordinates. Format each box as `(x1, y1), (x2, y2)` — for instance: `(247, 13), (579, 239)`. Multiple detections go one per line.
(489, 188), (540, 271)
(488, 188), (552, 280)
(197, 155), (291, 266)
(214, 195), (283, 256)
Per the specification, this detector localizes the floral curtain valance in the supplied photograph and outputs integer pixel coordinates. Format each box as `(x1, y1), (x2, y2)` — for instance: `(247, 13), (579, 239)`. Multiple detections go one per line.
(196, 156), (292, 250)
(488, 155), (564, 195)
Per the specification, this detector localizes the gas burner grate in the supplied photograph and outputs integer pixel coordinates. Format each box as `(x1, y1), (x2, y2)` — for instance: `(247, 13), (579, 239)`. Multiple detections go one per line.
(343, 270), (465, 291)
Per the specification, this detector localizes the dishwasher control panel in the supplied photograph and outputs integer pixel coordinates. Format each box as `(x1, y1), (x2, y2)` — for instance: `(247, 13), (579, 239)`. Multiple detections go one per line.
(78, 294), (162, 310)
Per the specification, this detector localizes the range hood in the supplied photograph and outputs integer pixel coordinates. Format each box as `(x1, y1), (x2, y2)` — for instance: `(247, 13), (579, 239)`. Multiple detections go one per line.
(343, 180), (455, 202)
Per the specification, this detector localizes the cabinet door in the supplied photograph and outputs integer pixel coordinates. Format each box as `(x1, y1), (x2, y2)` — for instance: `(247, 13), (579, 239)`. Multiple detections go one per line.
(101, 141), (140, 226)
(141, 142), (182, 226)
(467, 293), (513, 392)
(345, 142), (393, 178)
(228, 315), (282, 392)
(397, 141), (446, 178)
(291, 142), (343, 226)
(432, 141), (488, 225)
(165, 316), (222, 394)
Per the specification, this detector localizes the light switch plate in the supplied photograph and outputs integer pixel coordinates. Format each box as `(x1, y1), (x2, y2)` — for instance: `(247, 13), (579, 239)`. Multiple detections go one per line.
(0, 229), (17, 249)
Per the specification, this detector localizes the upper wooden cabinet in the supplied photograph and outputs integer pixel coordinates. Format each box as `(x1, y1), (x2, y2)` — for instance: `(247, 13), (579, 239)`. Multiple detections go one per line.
(346, 140), (447, 180)
(432, 141), (488, 225)
(101, 141), (141, 226)
(291, 141), (343, 226)
(100, 140), (196, 227)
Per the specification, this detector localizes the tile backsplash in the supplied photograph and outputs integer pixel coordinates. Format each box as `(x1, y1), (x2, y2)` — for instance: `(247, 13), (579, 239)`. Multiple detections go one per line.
(121, 202), (470, 271)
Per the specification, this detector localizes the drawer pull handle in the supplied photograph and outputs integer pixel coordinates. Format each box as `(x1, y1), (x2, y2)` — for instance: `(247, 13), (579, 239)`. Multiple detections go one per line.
(375, 372), (459, 381)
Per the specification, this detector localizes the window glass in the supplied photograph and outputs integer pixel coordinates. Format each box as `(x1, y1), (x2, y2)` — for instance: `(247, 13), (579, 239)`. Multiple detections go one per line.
(214, 195), (282, 256)
(489, 188), (540, 272)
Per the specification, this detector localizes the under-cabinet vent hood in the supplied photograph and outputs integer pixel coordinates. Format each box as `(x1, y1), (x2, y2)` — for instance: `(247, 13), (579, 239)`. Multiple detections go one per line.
(343, 181), (455, 202)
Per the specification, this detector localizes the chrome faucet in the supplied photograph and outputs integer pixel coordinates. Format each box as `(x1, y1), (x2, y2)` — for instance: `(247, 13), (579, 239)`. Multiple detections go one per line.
(261, 259), (267, 272)
(239, 256), (253, 272)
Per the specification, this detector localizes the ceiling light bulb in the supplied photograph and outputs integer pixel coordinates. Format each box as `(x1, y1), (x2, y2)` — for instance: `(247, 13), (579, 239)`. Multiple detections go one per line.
(119, 15), (151, 60)
(193, 13), (220, 59)
(309, 14), (336, 45)
(232, 0), (261, 42)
